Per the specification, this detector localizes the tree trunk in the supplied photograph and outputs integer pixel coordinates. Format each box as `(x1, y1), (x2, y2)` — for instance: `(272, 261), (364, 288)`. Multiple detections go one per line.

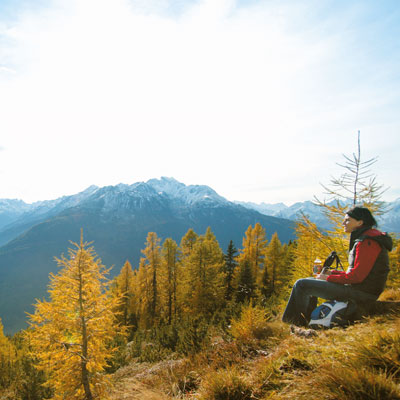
(78, 252), (93, 400)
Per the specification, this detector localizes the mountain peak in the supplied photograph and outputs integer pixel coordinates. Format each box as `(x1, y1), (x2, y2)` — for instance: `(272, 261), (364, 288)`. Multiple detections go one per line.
(146, 177), (228, 205)
(146, 177), (185, 193)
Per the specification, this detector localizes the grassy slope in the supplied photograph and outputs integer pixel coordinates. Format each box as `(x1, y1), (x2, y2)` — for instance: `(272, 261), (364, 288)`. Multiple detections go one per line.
(110, 290), (400, 400)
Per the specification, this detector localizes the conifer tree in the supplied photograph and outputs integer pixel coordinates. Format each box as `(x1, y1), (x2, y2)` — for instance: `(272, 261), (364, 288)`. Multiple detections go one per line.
(185, 227), (225, 316)
(160, 238), (180, 324)
(236, 259), (255, 303)
(140, 232), (162, 325)
(258, 232), (280, 299)
(135, 258), (151, 328)
(180, 228), (198, 259)
(258, 261), (271, 302)
(279, 241), (296, 296)
(0, 318), (10, 358)
(179, 229), (199, 310)
(264, 232), (284, 295)
(223, 240), (238, 301)
(27, 235), (124, 400)
(238, 223), (268, 285)
(0, 318), (15, 390)
(114, 260), (135, 327)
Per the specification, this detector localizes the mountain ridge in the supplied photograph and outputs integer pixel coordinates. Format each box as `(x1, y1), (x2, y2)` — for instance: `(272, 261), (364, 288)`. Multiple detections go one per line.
(236, 198), (400, 233)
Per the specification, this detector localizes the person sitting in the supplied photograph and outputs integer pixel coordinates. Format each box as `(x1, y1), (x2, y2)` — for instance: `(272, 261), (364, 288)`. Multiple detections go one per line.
(282, 206), (393, 327)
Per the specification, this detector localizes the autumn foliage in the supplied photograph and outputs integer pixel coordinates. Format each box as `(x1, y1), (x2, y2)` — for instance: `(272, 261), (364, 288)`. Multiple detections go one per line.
(27, 234), (125, 400)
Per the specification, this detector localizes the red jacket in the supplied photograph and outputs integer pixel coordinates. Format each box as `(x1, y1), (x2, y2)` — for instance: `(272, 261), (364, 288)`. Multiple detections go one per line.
(327, 227), (392, 296)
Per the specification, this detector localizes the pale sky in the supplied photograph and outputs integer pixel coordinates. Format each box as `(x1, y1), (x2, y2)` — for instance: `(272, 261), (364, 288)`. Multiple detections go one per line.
(0, 0), (399, 205)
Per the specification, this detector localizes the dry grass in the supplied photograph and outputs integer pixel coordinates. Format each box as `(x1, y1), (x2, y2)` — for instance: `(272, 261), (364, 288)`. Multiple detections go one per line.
(274, 365), (400, 400)
(110, 361), (175, 399)
(110, 380), (170, 400)
(110, 296), (400, 400)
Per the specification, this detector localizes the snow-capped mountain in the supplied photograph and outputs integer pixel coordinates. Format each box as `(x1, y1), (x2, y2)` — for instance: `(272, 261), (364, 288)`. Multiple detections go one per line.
(379, 198), (400, 233)
(0, 178), (228, 234)
(147, 177), (229, 206)
(0, 185), (100, 246)
(0, 199), (31, 228)
(0, 185), (99, 226)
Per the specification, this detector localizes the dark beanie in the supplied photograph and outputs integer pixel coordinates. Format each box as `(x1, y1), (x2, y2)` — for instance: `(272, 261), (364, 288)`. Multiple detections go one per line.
(346, 206), (377, 227)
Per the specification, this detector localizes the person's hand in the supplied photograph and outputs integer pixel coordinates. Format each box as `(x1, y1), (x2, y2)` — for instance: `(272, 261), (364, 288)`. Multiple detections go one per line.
(316, 273), (330, 280)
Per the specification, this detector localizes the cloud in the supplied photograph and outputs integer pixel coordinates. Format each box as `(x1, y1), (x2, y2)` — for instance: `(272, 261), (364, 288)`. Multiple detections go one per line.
(0, 65), (16, 74)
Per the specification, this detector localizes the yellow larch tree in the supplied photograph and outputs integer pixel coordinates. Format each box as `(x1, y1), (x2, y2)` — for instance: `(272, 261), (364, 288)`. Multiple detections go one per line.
(180, 228), (198, 259)
(0, 317), (16, 389)
(134, 258), (151, 328)
(114, 260), (135, 327)
(237, 223), (268, 285)
(264, 232), (284, 295)
(27, 235), (124, 400)
(0, 317), (11, 358)
(140, 232), (162, 326)
(160, 238), (180, 324)
(178, 228), (199, 308)
(184, 227), (225, 316)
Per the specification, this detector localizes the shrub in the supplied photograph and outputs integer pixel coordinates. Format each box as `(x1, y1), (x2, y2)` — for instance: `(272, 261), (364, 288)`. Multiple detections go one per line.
(230, 304), (274, 343)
